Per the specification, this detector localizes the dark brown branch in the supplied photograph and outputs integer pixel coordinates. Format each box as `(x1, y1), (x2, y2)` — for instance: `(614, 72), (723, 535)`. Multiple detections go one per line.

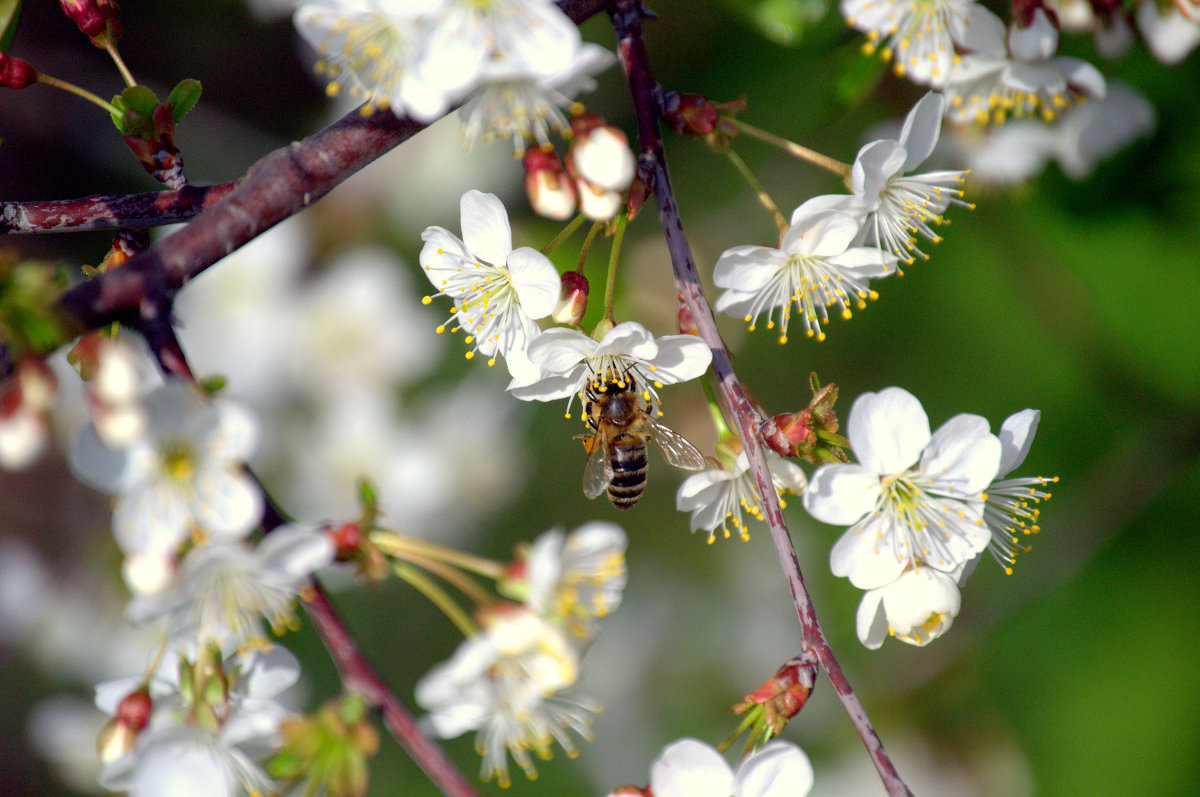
(609, 3), (912, 794)
(0, 183), (237, 235)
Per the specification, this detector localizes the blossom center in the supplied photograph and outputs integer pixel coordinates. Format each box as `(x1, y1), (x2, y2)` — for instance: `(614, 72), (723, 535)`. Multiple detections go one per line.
(159, 440), (196, 484)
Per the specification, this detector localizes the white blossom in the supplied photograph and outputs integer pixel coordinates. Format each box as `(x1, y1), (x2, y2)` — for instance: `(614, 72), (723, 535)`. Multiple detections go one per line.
(803, 387), (1001, 589)
(713, 202), (896, 343)
(97, 646), (299, 797)
(294, 0), (451, 119)
(945, 9), (1107, 125)
(648, 737), (814, 797)
(676, 451), (808, 543)
(517, 522), (628, 641)
(459, 43), (615, 153)
(841, 0), (1006, 86)
(69, 381), (263, 559)
(507, 320), (712, 414)
(420, 190), (560, 379)
(415, 606), (597, 788)
(126, 524), (334, 651)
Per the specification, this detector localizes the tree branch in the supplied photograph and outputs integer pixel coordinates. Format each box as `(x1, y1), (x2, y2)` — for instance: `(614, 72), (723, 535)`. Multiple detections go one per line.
(0, 184), (238, 235)
(609, 3), (912, 794)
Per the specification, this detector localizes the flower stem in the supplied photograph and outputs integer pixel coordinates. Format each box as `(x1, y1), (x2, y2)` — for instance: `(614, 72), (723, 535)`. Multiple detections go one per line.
(392, 560), (478, 638)
(105, 40), (137, 88)
(541, 213), (587, 255)
(35, 73), (122, 116)
(603, 211), (628, 324)
(724, 148), (789, 239)
(701, 375), (734, 442)
(370, 529), (504, 580)
(733, 118), (852, 179)
(576, 220), (603, 273)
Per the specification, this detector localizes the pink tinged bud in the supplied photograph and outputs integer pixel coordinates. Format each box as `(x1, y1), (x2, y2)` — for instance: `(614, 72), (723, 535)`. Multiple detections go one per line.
(524, 149), (577, 220)
(0, 54), (38, 90)
(330, 522), (363, 561)
(605, 788), (649, 797)
(97, 719), (137, 764)
(552, 271), (589, 325)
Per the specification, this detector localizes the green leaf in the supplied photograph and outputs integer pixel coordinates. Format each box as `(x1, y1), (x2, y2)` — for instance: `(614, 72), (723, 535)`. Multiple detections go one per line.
(0, 0), (21, 53)
(167, 79), (202, 124)
(110, 85), (160, 135)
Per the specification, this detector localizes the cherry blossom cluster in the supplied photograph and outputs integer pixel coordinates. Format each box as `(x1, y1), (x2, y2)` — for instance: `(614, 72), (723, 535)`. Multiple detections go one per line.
(840, 0), (1168, 183)
(62, 366), (337, 795)
(408, 522), (629, 787)
(712, 93), (962, 345)
(293, 0), (614, 150)
(803, 387), (1054, 648)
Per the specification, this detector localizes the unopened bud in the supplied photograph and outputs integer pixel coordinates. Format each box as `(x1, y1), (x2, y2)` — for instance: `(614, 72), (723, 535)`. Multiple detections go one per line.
(60, 0), (122, 45)
(552, 271), (589, 325)
(0, 54), (38, 91)
(625, 165), (652, 221)
(569, 116), (636, 193)
(604, 788), (649, 797)
(115, 688), (153, 732)
(661, 91), (745, 149)
(96, 718), (137, 764)
(733, 655), (818, 741)
(523, 149), (576, 220)
(761, 376), (847, 463)
(576, 179), (623, 222)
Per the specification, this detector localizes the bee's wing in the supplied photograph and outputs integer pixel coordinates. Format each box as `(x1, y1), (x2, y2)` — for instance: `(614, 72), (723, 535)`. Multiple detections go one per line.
(582, 427), (614, 499)
(649, 419), (707, 471)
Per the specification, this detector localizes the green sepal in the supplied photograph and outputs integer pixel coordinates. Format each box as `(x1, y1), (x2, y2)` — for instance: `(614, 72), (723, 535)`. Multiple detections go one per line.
(167, 79), (201, 124)
(110, 85), (160, 136)
(0, 0), (21, 53)
(198, 374), (227, 396)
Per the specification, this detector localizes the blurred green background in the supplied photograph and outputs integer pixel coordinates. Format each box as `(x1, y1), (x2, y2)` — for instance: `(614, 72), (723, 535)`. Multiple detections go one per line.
(1, 0), (1198, 795)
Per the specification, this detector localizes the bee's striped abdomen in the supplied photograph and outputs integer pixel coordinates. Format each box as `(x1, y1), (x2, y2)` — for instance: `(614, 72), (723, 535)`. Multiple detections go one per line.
(607, 435), (647, 510)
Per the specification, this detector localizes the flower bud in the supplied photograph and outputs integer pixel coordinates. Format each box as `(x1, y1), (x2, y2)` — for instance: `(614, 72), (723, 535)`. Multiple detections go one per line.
(575, 179), (623, 222)
(524, 149), (577, 220)
(661, 91), (745, 148)
(569, 115), (636, 193)
(0, 54), (38, 91)
(551, 271), (589, 325)
(121, 548), (175, 596)
(97, 686), (152, 763)
(733, 656), (818, 740)
(60, 0), (122, 45)
(761, 376), (848, 464)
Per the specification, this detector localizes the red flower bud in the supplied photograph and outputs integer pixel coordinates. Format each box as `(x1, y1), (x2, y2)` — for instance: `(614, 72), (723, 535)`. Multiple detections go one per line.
(115, 687), (153, 733)
(60, 0), (122, 44)
(0, 54), (38, 90)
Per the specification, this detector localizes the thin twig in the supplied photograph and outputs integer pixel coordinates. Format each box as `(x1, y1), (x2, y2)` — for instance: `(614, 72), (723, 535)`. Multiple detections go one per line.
(609, 3), (912, 794)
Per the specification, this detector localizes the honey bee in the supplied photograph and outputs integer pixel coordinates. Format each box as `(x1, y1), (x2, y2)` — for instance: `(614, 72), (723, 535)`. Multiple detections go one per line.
(581, 373), (706, 510)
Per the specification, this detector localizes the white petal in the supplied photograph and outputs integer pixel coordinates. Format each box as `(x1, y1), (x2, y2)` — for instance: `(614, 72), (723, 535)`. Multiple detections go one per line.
(852, 140), (907, 203)
(419, 226), (472, 287)
(856, 588), (889, 649)
(507, 247), (561, 318)
(803, 464), (878, 525)
(255, 526), (335, 582)
(207, 399), (259, 463)
(237, 646), (301, 700)
(651, 738), (735, 797)
(506, 369), (582, 401)
(191, 468), (263, 542)
(69, 426), (141, 494)
(643, 335), (712, 385)
(920, 414), (1000, 495)
(459, 190), (512, 267)
(733, 740), (814, 797)
(831, 514), (908, 589)
(847, 387), (930, 475)
(113, 484), (191, 554)
(713, 246), (787, 289)
(996, 409), (1040, 478)
(675, 469), (730, 510)
(898, 93), (945, 172)
(596, 321), (658, 361)
(527, 327), (597, 373)
(951, 5), (1007, 56)
(1009, 9), (1058, 61)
